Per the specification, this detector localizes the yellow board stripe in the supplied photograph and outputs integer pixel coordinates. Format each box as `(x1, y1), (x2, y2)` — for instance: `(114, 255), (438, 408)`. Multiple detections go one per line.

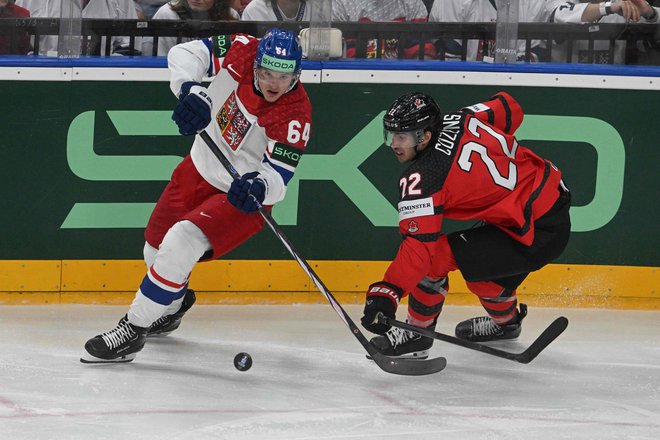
(0, 260), (657, 309)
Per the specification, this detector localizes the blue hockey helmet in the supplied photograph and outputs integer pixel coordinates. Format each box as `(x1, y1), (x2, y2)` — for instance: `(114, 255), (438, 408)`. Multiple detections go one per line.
(254, 28), (303, 92)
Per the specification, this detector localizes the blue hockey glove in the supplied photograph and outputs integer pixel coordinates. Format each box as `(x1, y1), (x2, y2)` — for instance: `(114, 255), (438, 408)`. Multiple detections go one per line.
(172, 82), (213, 136)
(361, 281), (402, 334)
(227, 172), (266, 214)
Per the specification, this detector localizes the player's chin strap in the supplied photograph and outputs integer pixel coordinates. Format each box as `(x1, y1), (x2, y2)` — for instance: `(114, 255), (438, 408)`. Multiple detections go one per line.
(411, 129), (430, 160)
(410, 143), (424, 161)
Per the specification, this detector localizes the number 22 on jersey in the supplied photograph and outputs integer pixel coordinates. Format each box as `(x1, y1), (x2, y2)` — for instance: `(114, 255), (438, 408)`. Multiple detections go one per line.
(457, 117), (519, 191)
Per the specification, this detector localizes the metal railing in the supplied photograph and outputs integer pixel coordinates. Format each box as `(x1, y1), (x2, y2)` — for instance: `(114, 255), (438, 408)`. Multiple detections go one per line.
(1, 18), (659, 65)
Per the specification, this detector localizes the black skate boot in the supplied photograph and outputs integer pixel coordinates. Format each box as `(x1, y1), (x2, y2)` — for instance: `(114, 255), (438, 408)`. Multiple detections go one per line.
(455, 303), (528, 342)
(80, 316), (148, 363)
(368, 326), (434, 360)
(147, 289), (196, 337)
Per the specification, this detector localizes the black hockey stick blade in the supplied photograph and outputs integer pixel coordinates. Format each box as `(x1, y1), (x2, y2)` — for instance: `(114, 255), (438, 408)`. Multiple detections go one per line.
(380, 315), (568, 364)
(199, 131), (446, 375)
(368, 349), (447, 376)
(512, 316), (569, 364)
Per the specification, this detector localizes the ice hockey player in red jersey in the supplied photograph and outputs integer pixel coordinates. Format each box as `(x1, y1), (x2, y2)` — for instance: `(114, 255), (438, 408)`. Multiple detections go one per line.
(361, 91), (571, 359)
(81, 28), (312, 363)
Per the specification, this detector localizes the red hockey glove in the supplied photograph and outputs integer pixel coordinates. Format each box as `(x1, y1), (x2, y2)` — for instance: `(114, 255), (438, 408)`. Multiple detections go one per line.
(361, 281), (403, 334)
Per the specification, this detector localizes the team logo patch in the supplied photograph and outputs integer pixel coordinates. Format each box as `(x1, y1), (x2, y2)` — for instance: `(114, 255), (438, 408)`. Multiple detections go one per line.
(414, 98), (425, 109)
(216, 91), (252, 150)
(213, 34), (231, 58)
(407, 220), (419, 233)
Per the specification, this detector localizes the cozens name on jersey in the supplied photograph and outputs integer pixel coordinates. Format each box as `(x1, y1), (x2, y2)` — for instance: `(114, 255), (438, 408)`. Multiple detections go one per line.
(434, 113), (461, 156)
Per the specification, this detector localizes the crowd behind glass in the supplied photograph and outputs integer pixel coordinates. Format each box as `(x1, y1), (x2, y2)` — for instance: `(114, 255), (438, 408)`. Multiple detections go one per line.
(1, 0), (659, 65)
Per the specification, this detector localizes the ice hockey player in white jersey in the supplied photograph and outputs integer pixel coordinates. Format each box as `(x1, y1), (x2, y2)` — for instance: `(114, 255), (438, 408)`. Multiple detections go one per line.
(81, 28), (312, 363)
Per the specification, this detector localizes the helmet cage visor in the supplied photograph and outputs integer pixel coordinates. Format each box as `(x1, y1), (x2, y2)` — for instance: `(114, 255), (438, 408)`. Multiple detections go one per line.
(255, 66), (299, 92)
(384, 129), (425, 148)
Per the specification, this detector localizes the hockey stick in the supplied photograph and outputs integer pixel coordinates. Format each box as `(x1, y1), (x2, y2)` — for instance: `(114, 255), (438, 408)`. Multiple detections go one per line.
(379, 314), (568, 364)
(199, 131), (447, 375)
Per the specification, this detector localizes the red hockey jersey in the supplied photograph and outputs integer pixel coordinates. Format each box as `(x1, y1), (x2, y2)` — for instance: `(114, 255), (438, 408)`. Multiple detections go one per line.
(384, 92), (563, 293)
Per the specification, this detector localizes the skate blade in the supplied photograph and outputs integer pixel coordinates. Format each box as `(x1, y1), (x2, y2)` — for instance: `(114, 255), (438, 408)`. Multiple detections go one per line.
(147, 330), (174, 337)
(80, 352), (136, 364)
(366, 349), (429, 361)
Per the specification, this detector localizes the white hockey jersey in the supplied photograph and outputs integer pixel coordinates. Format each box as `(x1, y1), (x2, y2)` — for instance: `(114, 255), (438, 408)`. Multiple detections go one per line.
(332, 0), (429, 22)
(16, 0), (139, 56)
(428, 0), (565, 61)
(141, 4), (239, 56)
(552, 1), (660, 63)
(168, 34), (312, 206)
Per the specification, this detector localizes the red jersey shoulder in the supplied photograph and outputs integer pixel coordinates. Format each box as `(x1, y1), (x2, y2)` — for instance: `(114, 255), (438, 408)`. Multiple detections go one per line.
(213, 34), (258, 80)
(462, 92), (524, 135)
(260, 86), (312, 150)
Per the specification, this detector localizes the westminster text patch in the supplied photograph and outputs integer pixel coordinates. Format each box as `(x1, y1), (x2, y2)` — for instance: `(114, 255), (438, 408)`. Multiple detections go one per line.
(398, 197), (434, 221)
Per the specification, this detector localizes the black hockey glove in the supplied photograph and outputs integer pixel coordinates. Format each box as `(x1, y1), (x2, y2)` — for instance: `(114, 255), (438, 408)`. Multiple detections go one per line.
(361, 281), (403, 334)
(172, 81), (213, 136)
(228, 172), (266, 213)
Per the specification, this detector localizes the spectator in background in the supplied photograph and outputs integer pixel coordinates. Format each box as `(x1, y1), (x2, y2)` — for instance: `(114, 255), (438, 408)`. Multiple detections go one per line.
(0, 0), (31, 55)
(232, 0), (251, 15)
(429, 0), (565, 62)
(134, 0), (148, 19)
(142, 0), (238, 56)
(136, 0), (168, 18)
(553, 0), (659, 64)
(16, 0), (141, 56)
(241, 0), (309, 21)
(332, 0), (436, 59)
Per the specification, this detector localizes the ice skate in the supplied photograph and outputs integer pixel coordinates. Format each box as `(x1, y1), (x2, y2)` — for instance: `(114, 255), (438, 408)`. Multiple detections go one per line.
(455, 303), (528, 342)
(80, 316), (148, 364)
(148, 289), (196, 337)
(368, 326), (434, 360)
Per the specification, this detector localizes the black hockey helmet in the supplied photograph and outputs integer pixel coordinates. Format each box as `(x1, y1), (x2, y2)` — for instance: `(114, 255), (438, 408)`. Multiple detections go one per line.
(383, 92), (442, 144)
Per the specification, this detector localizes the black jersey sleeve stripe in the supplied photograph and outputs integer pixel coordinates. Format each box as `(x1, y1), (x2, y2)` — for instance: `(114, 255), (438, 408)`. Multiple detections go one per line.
(506, 161), (551, 237)
(485, 108), (495, 125)
(494, 93), (512, 133)
(403, 232), (442, 243)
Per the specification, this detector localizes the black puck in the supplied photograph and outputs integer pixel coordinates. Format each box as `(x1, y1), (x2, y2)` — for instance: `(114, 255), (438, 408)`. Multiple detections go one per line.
(233, 352), (252, 371)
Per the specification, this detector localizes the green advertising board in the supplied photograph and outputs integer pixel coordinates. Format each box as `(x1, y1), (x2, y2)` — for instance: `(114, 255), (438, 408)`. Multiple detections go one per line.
(1, 67), (658, 268)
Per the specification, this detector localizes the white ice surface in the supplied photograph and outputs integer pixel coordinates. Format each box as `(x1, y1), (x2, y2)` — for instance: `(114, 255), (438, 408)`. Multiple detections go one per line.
(0, 304), (658, 440)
